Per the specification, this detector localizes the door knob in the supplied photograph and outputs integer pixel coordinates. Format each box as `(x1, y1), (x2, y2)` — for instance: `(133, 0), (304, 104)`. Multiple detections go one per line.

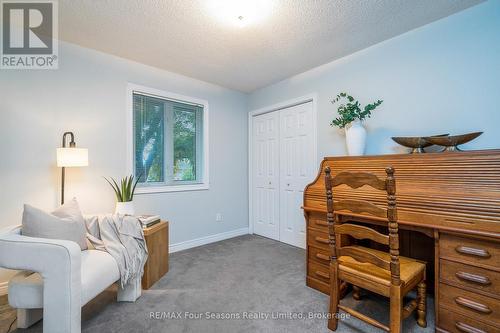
(287, 183), (290, 186)
(268, 181), (271, 185)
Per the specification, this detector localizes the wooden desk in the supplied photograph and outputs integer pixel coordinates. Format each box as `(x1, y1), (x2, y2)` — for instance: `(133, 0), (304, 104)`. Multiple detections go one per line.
(303, 150), (500, 332)
(142, 221), (169, 289)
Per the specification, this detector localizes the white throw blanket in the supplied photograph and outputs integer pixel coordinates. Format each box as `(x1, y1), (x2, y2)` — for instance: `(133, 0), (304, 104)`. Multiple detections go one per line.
(85, 214), (148, 287)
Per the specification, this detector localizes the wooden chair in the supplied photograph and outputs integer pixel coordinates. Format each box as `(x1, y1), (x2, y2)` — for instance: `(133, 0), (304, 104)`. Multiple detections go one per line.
(324, 166), (427, 333)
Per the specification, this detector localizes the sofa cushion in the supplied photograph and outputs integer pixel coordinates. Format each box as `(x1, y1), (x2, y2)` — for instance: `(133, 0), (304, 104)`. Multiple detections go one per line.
(8, 271), (43, 309)
(8, 250), (120, 308)
(22, 199), (88, 250)
(80, 250), (120, 304)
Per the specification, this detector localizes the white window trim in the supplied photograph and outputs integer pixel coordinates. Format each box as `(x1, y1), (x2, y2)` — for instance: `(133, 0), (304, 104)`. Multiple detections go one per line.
(126, 83), (209, 194)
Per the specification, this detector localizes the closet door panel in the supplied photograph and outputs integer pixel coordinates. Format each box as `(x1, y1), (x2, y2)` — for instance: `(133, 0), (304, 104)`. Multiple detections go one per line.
(253, 116), (266, 236)
(296, 103), (315, 190)
(252, 101), (314, 247)
(279, 102), (314, 248)
(266, 115), (280, 238)
(294, 103), (314, 248)
(252, 112), (280, 240)
(279, 107), (297, 246)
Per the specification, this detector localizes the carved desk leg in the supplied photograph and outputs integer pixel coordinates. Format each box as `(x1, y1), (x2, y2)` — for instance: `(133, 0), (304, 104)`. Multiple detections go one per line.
(417, 281), (427, 328)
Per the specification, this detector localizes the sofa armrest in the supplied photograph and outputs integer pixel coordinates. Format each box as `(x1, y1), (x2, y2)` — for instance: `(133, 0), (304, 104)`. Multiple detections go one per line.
(0, 225), (81, 272)
(0, 225), (82, 333)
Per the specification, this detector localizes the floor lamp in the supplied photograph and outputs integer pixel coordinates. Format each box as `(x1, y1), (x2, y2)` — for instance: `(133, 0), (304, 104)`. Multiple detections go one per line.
(56, 132), (88, 205)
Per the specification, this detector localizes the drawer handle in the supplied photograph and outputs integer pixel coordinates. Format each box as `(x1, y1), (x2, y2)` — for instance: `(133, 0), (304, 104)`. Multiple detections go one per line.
(456, 271), (492, 286)
(455, 322), (487, 333)
(315, 253), (330, 261)
(315, 270), (329, 279)
(315, 237), (330, 244)
(455, 245), (491, 259)
(454, 296), (492, 314)
(314, 220), (329, 227)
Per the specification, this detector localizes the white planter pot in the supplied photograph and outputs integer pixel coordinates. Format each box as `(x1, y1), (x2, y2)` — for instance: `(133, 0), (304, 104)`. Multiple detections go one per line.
(115, 201), (135, 215)
(345, 120), (367, 156)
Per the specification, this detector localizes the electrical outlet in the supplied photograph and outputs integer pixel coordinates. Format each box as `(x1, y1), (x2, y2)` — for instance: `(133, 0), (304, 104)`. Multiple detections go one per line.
(216, 213), (223, 222)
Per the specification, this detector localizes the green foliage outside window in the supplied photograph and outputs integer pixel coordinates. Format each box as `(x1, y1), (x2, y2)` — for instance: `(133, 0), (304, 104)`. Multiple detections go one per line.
(133, 93), (202, 185)
(134, 95), (164, 183)
(173, 108), (197, 181)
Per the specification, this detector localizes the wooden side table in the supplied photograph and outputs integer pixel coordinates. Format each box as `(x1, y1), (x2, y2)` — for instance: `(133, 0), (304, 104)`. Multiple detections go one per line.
(142, 221), (169, 289)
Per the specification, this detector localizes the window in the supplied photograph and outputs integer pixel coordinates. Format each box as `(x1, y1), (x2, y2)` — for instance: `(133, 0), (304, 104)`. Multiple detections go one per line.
(128, 84), (209, 193)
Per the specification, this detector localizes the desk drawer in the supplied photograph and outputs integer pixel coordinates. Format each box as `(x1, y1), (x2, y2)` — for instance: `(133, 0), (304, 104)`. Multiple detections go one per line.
(309, 246), (331, 266)
(308, 261), (330, 283)
(440, 234), (500, 271)
(438, 308), (499, 333)
(441, 259), (500, 298)
(308, 217), (329, 232)
(308, 229), (330, 251)
(439, 283), (500, 327)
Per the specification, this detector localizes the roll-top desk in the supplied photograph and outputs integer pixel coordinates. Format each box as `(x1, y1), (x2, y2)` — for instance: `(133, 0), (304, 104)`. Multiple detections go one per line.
(303, 150), (500, 332)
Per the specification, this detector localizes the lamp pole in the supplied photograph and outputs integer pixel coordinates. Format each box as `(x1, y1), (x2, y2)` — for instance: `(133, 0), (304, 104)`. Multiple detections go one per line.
(61, 132), (75, 205)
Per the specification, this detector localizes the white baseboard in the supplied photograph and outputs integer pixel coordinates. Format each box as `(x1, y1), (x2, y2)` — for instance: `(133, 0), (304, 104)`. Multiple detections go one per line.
(0, 281), (8, 296)
(169, 227), (249, 253)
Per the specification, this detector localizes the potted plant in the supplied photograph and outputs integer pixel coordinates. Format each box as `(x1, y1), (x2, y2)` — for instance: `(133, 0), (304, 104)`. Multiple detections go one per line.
(104, 175), (140, 215)
(331, 92), (383, 156)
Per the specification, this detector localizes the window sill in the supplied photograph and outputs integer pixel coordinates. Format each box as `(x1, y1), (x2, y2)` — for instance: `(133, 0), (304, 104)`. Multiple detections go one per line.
(135, 183), (209, 194)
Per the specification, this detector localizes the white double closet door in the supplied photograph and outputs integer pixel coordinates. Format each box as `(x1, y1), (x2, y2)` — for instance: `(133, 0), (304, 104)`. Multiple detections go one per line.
(252, 101), (315, 248)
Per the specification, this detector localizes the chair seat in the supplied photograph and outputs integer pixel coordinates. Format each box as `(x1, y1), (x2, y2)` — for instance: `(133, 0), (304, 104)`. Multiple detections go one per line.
(339, 246), (425, 291)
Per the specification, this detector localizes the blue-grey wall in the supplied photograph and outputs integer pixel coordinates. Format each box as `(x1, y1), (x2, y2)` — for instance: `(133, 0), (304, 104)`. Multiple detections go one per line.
(0, 42), (249, 283)
(248, 1), (500, 158)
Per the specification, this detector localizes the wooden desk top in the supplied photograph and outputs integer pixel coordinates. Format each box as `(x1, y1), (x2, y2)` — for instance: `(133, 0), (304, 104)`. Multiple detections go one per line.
(303, 150), (500, 239)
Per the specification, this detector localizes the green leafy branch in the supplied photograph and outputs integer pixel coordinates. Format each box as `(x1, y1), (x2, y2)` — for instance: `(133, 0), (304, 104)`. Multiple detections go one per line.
(104, 175), (141, 202)
(330, 92), (383, 129)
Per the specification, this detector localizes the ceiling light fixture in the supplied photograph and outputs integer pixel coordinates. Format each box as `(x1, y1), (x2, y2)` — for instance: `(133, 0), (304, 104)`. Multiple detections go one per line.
(207, 0), (273, 28)
(237, 15), (245, 28)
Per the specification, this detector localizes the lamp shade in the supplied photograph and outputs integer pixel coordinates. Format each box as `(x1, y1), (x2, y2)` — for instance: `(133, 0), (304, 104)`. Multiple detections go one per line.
(56, 148), (88, 167)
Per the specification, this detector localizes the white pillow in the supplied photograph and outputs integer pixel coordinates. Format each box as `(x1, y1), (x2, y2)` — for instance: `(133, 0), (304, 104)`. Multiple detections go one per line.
(22, 198), (88, 250)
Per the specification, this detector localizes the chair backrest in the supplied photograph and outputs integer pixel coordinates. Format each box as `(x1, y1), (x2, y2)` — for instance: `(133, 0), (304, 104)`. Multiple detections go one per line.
(324, 166), (401, 286)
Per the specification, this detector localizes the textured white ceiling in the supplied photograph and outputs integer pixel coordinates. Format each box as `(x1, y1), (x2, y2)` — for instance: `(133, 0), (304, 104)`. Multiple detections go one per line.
(59, 0), (482, 92)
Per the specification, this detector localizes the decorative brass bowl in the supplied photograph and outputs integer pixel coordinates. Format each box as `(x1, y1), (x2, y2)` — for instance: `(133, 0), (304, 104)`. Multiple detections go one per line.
(424, 132), (483, 152)
(391, 134), (449, 153)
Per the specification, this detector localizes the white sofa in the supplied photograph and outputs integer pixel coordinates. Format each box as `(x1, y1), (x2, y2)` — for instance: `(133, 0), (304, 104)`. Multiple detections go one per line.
(0, 225), (141, 333)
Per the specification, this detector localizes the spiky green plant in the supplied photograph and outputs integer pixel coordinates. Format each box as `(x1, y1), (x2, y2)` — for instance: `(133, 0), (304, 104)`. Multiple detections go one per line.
(104, 175), (140, 202)
(330, 92), (383, 129)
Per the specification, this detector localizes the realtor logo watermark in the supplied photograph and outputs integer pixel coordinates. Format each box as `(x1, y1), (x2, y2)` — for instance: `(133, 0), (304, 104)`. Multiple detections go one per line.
(1, 0), (58, 69)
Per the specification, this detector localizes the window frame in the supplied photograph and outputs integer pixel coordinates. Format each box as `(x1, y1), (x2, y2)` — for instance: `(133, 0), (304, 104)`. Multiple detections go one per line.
(126, 83), (209, 194)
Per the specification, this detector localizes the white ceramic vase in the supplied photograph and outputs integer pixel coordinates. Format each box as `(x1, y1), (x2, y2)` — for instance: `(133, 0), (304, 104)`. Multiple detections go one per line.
(115, 201), (135, 215)
(345, 119), (367, 156)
